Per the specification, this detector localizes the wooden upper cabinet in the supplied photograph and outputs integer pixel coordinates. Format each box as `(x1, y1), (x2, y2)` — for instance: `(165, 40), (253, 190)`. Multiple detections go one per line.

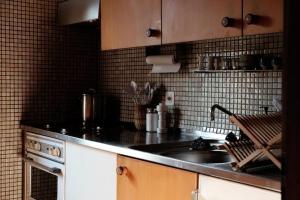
(100, 0), (283, 50)
(243, 0), (283, 35)
(117, 155), (198, 200)
(101, 0), (162, 50)
(162, 0), (242, 44)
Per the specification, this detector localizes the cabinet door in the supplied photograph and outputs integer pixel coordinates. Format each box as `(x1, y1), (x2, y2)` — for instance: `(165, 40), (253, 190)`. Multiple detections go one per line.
(162, 0), (242, 44)
(243, 0), (283, 35)
(65, 142), (117, 200)
(117, 155), (198, 200)
(198, 175), (281, 200)
(101, 0), (161, 50)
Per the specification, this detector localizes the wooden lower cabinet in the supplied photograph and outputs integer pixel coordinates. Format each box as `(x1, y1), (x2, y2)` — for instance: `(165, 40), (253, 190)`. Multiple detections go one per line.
(117, 155), (198, 200)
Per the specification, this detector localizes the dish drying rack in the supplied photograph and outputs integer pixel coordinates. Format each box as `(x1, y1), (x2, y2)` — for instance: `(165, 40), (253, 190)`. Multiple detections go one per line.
(223, 112), (282, 171)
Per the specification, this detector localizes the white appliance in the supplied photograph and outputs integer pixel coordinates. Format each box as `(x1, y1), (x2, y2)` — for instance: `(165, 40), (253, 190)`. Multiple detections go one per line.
(24, 132), (65, 200)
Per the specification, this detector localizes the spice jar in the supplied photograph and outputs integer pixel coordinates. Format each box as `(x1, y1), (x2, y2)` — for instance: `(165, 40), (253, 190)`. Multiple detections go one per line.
(156, 103), (168, 134)
(146, 108), (158, 132)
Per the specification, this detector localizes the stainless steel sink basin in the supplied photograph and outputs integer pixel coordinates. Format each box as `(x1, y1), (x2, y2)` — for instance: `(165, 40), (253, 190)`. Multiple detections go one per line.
(129, 141), (233, 164)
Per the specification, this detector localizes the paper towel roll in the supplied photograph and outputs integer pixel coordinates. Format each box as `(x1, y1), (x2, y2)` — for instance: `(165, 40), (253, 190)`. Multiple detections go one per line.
(151, 63), (181, 73)
(146, 55), (175, 65)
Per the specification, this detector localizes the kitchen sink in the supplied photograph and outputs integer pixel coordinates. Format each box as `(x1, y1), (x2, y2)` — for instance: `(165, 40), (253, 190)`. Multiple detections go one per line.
(129, 141), (233, 164)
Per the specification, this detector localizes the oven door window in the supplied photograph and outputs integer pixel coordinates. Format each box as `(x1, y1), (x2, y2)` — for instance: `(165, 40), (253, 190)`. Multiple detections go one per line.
(30, 166), (58, 200)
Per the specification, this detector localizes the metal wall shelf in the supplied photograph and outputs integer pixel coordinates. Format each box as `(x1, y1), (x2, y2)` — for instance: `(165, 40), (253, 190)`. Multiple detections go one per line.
(192, 69), (283, 73)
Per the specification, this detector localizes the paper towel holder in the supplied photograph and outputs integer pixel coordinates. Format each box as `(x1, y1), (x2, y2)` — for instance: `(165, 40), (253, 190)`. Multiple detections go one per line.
(145, 54), (181, 73)
(145, 46), (161, 57)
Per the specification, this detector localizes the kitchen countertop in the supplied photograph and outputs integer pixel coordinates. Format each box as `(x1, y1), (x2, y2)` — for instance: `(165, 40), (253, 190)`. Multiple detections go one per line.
(21, 123), (281, 192)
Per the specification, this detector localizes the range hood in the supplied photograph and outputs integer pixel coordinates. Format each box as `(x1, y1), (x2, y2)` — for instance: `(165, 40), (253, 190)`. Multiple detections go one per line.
(58, 0), (100, 25)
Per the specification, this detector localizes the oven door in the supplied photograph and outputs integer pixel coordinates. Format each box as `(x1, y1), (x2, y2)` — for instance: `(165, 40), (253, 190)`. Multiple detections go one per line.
(24, 153), (65, 200)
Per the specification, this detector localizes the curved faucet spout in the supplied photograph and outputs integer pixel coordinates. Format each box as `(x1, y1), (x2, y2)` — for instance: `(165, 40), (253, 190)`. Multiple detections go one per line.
(210, 104), (234, 121)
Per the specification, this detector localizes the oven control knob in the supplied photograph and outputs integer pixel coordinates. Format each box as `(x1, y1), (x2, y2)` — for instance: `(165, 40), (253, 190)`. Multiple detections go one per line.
(53, 148), (61, 157)
(34, 142), (41, 151)
(27, 141), (33, 149)
(48, 147), (54, 155)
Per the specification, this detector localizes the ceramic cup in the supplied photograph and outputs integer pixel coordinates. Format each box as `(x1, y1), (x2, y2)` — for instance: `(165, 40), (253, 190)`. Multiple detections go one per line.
(213, 57), (221, 70)
(259, 56), (272, 70)
(239, 55), (257, 70)
(271, 56), (282, 70)
(221, 58), (232, 70)
(204, 56), (214, 70)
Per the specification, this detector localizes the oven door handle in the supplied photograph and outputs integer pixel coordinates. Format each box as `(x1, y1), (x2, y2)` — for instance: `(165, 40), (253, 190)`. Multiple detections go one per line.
(23, 157), (63, 176)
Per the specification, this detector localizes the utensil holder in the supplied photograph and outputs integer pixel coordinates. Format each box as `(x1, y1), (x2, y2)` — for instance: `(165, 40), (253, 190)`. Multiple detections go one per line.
(134, 104), (147, 130)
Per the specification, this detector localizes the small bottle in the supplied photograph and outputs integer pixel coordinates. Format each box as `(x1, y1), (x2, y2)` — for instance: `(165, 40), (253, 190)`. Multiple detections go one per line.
(146, 108), (158, 132)
(156, 103), (168, 134)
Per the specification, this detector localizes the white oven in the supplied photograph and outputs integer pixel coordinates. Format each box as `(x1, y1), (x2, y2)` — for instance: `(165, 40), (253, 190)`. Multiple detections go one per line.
(24, 132), (65, 200)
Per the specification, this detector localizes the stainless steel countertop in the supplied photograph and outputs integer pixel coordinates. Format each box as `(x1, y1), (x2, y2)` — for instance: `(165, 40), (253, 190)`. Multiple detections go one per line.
(21, 124), (281, 192)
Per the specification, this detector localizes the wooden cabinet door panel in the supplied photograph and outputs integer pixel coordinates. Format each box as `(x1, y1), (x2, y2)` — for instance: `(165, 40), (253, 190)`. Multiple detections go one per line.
(162, 0), (242, 44)
(101, 0), (161, 50)
(117, 155), (198, 200)
(243, 0), (283, 35)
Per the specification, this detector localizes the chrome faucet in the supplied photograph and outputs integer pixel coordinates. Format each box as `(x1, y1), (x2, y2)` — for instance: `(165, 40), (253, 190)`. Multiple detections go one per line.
(210, 104), (233, 121)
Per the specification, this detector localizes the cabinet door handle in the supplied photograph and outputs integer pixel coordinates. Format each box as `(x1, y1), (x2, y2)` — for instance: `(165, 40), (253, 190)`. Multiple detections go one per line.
(116, 166), (127, 175)
(146, 28), (160, 37)
(23, 157), (62, 176)
(221, 17), (235, 27)
(191, 189), (201, 200)
(245, 13), (259, 25)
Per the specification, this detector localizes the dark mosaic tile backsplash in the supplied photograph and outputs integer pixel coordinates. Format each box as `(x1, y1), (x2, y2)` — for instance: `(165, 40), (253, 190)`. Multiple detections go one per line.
(98, 33), (282, 134)
(0, 0), (282, 199)
(0, 1), (98, 199)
